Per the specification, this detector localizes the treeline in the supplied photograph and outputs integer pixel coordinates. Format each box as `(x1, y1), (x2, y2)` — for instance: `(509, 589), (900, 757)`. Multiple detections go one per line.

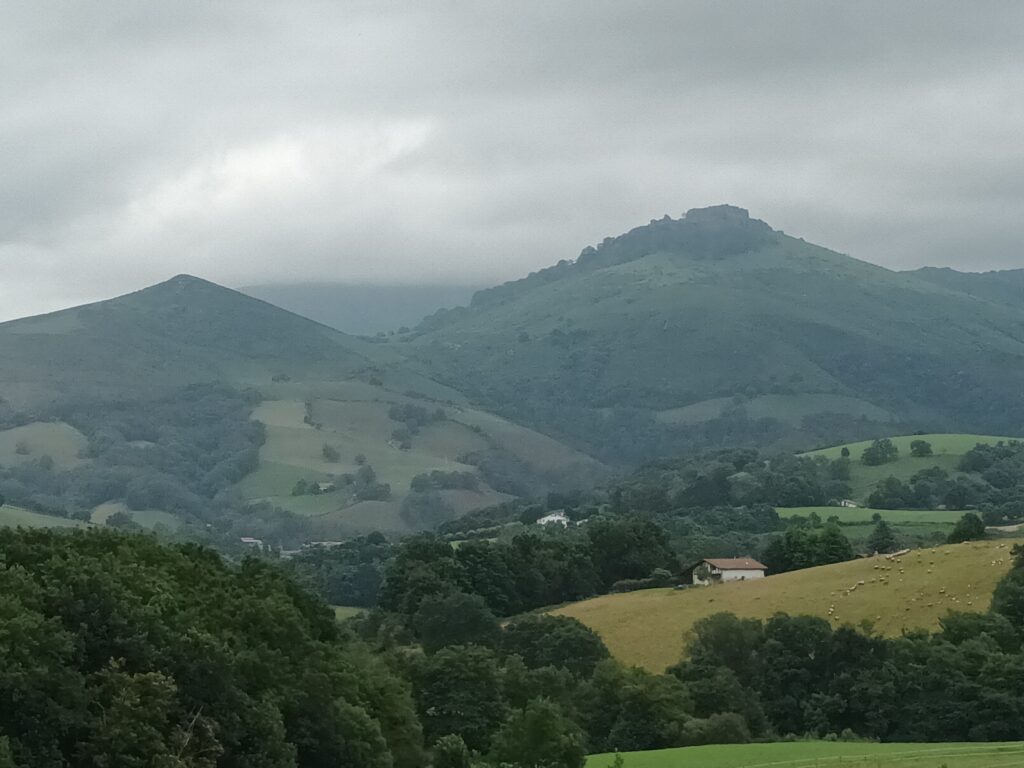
(380, 518), (675, 617)
(353, 604), (751, 765)
(0, 529), (423, 768)
(0, 527), (834, 768)
(289, 449), (875, 611)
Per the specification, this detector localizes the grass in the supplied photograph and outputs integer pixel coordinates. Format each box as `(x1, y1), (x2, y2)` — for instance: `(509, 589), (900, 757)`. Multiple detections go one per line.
(778, 507), (965, 525)
(585, 741), (1024, 767)
(91, 502), (179, 531)
(0, 504), (88, 529)
(332, 605), (365, 621)
(808, 434), (1020, 461)
(0, 421), (90, 470)
(239, 394), (593, 537)
(553, 539), (1019, 672)
(658, 394), (894, 428)
(804, 434), (1019, 502)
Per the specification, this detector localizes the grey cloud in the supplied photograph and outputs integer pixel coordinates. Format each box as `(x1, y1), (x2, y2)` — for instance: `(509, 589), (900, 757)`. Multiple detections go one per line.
(2, 1), (1024, 320)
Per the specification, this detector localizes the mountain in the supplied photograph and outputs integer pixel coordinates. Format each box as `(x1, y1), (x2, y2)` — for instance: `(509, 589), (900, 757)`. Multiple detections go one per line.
(406, 205), (1024, 462)
(0, 276), (604, 538)
(910, 266), (1024, 308)
(240, 282), (482, 335)
(0, 275), (392, 410)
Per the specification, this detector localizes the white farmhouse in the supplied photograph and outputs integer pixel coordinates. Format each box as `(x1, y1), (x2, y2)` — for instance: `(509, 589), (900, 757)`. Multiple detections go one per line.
(683, 557), (767, 586)
(537, 511), (569, 527)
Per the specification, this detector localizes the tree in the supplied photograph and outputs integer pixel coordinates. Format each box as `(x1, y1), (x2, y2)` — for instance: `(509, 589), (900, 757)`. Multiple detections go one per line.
(993, 547), (1024, 628)
(910, 440), (934, 458)
(861, 439), (898, 466)
(867, 518), (897, 554)
(412, 646), (507, 752)
(105, 510), (140, 531)
(947, 512), (986, 544)
(0, 528), (420, 767)
(816, 523), (854, 564)
(577, 662), (693, 753)
(840, 446), (851, 458)
(322, 444), (340, 462)
(489, 699), (585, 768)
(412, 591), (499, 653)
(867, 476), (915, 510)
(431, 735), (472, 768)
(830, 457), (852, 481)
(501, 615), (609, 678)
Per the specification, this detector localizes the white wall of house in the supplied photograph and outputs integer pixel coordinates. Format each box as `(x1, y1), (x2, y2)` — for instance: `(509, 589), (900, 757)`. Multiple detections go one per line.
(718, 568), (765, 583)
(692, 567), (765, 586)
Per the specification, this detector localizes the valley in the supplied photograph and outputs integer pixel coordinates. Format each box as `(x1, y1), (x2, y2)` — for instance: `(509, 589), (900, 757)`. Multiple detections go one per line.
(2, 209), (1024, 767)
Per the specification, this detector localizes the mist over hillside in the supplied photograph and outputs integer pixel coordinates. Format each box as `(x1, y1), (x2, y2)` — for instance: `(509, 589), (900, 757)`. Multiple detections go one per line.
(240, 282), (482, 335)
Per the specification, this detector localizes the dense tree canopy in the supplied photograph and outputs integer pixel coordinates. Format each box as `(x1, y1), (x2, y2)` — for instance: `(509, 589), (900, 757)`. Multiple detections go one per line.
(0, 529), (422, 768)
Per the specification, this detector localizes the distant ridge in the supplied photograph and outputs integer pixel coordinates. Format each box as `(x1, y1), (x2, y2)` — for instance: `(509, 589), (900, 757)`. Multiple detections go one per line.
(0, 274), (382, 409)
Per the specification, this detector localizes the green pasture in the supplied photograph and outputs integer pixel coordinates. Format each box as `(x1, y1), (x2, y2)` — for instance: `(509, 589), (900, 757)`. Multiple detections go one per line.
(778, 507), (965, 525)
(808, 434), (1020, 461)
(658, 393), (894, 428)
(586, 741), (1024, 767)
(91, 502), (180, 530)
(0, 421), (90, 470)
(0, 504), (88, 529)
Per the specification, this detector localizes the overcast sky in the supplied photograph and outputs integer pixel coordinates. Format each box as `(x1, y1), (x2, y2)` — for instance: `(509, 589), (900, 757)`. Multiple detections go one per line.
(2, 1), (1023, 320)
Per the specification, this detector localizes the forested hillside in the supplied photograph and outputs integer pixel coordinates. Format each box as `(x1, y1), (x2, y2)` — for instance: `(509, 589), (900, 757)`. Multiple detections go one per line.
(0, 277), (603, 541)
(405, 206), (1024, 462)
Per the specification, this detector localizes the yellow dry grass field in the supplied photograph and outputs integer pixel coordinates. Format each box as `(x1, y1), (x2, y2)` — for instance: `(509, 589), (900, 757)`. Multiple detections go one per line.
(554, 539), (1020, 672)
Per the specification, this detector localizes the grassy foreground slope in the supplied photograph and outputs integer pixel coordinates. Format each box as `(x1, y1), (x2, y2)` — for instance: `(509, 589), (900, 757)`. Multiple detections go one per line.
(554, 539), (1018, 672)
(805, 434), (1018, 502)
(586, 741), (1024, 768)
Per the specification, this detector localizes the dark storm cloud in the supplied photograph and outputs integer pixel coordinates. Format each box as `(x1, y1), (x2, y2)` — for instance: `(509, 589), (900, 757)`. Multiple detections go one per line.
(2, 1), (1024, 319)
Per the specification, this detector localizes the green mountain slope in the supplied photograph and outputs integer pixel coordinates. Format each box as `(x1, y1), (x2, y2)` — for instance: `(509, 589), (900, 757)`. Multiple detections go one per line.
(911, 266), (1024, 308)
(406, 206), (1024, 462)
(0, 275), (410, 410)
(0, 277), (604, 537)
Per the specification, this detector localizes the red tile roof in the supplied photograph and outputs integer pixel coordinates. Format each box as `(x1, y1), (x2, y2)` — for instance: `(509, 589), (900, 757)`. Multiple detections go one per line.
(704, 557), (767, 571)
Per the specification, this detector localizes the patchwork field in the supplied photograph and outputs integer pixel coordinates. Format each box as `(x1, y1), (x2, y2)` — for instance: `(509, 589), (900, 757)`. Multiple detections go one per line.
(0, 504), (88, 529)
(237, 390), (584, 536)
(0, 421), (89, 469)
(805, 434), (1019, 502)
(586, 741), (1024, 768)
(554, 539), (1019, 672)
